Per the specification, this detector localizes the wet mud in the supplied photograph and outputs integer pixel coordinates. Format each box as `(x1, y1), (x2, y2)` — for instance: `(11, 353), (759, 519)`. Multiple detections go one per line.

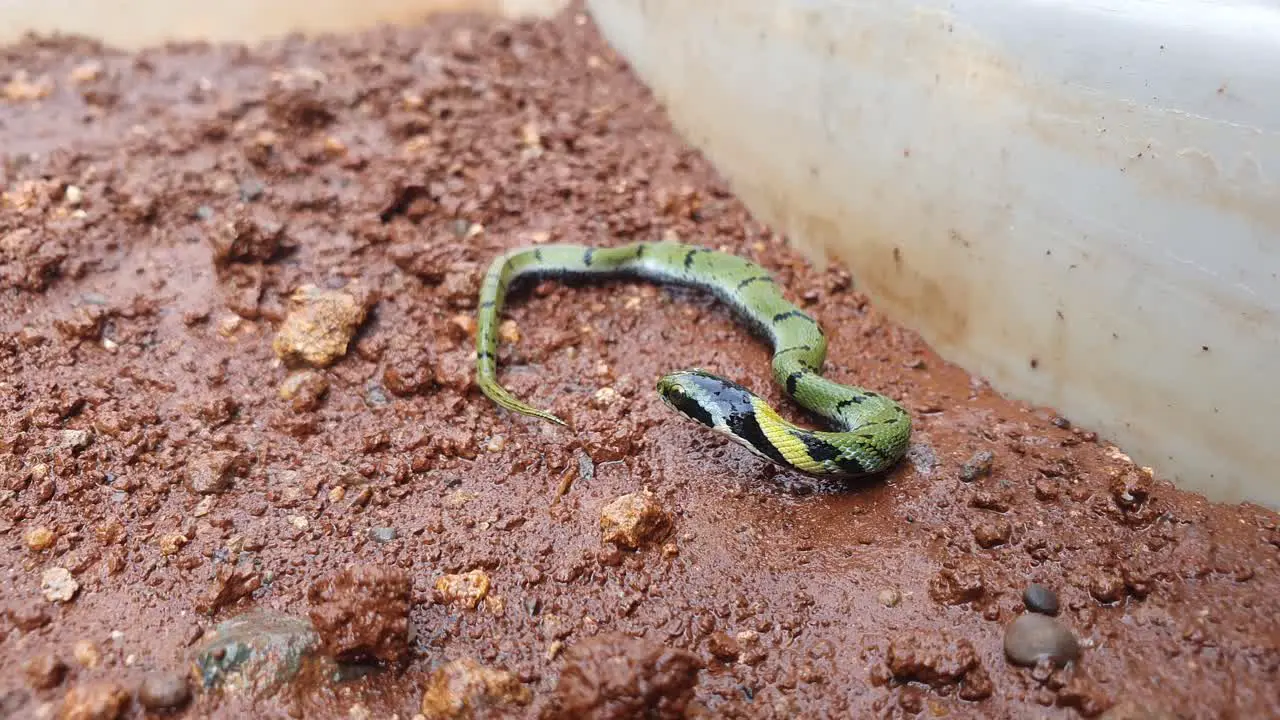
(2, 5), (1278, 719)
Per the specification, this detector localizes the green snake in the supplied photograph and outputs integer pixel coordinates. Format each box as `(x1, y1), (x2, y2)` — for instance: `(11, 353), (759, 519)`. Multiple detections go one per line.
(474, 241), (911, 477)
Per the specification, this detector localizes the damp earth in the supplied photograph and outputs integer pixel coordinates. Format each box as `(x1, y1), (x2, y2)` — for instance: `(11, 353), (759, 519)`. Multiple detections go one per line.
(2, 5), (1278, 719)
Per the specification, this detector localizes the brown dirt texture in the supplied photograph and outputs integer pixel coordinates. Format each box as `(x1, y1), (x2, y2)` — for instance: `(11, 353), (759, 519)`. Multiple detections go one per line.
(2, 4), (1278, 719)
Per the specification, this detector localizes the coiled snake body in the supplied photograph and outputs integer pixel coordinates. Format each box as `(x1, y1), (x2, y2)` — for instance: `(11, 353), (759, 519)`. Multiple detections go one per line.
(475, 241), (911, 477)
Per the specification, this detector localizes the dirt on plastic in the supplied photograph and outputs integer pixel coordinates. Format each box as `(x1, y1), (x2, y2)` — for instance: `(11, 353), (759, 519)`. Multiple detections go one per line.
(1, 4), (1278, 719)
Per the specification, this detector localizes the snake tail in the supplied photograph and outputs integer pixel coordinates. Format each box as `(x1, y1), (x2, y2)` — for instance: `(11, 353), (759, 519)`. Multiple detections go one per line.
(474, 241), (911, 477)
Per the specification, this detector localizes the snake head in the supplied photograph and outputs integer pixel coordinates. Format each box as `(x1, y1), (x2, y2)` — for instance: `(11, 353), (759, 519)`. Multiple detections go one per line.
(656, 370), (756, 429)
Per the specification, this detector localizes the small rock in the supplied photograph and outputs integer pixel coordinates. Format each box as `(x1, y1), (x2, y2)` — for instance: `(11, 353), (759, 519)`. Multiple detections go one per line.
(192, 611), (324, 697)
(447, 313), (476, 340)
(906, 442), (939, 474)
(1089, 570), (1126, 604)
(1003, 614), (1080, 667)
(434, 570), (491, 610)
(928, 564), (985, 606)
(137, 671), (191, 712)
(42, 567), (80, 603)
(278, 370), (329, 412)
(886, 630), (988, 691)
(72, 640), (101, 668)
(59, 681), (130, 720)
(25, 525), (56, 551)
(1034, 478), (1061, 502)
(419, 657), (532, 719)
(94, 521), (126, 545)
(184, 451), (243, 494)
(551, 632), (704, 718)
(877, 588), (902, 607)
(60, 429), (92, 452)
(898, 685), (926, 713)
(599, 491), (672, 550)
(968, 490), (1011, 513)
(308, 566), (413, 664)
(208, 208), (287, 265)
(23, 652), (68, 689)
(958, 450), (994, 481)
(973, 520), (1011, 548)
(368, 527), (398, 543)
(1023, 584), (1060, 615)
(69, 62), (103, 84)
(195, 563), (262, 615)
(1056, 668), (1113, 717)
(707, 631), (740, 662)
(272, 285), (371, 368)
(158, 533), (188, 556)
(497, 319), (521, 344)
(1110, 467), (1153, 510)
(591, 386), (618, 407)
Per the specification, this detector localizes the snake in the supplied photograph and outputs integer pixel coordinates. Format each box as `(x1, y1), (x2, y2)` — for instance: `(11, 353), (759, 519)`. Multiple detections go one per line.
(474, 241), (912, 477)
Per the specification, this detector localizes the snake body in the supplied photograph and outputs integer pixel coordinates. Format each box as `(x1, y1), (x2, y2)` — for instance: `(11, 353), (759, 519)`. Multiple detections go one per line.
(475, 241), (911, 477)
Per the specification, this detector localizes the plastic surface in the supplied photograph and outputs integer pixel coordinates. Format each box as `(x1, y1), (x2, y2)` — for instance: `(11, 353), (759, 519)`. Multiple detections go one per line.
(587, 0), (1280, 506)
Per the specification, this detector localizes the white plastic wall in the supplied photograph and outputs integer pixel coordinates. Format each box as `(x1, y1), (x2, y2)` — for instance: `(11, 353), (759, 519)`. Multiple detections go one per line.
(586, 0), (1280, 507)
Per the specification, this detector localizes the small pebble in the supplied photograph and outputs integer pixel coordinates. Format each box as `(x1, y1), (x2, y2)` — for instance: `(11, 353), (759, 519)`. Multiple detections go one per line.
(158, 533), (188, 556)
(369, 527), (398, 543)
(272, 285), (370, 368)
(434, 570), (491, 610)
(137, 670), (192, 712)
(42, 567), (80, 603)
(60, 429), (93, 451)
(60, 681), (130, 720)
(972, 520), (1011, 548)
(278, 370), (329, 412)
(1023, 584), (1060, 615)
(447, 314), (476, 339)
(497, 319), (521, 344)
(877, 588), (902, 607)
(25, 525), (56, 551)
(72, 639), (101, 668)
(959, 450), (995, 481)
(69, 61), (103, 84)
(599, 491), (672, 550)
(1090, 571), (1126, 604)
(707, 631), (740, 661)
(592, 386), (619, 407)
(1003, 613), (1080, 668)
(419, 656), (532, 718)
